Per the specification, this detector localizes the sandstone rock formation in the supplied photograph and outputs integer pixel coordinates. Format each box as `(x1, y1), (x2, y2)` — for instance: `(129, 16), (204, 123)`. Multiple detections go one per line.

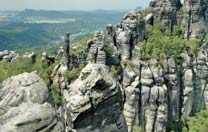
(22, 52), (36, 63)
(1, 1), (208, 132)
(87, 32), (106, 64)
(0, 72), (48, 107)
(117, 11), (145, 61)
(0, 72), (64, 132)
(63, 63), (127, 132)
(182, 0), (208, 39)
(0, 50), (18, 62)
(149, 0), (179, 29)
(183, 0), (208, 39)
(0, 103), (64, 132)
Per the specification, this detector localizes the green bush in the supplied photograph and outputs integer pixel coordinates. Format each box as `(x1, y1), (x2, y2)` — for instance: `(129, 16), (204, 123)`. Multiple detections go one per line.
(183, 110), (208, 132)
(64, 64), (85, 83)
(137, 24), (200, 61)
(50, 84), (63, 107)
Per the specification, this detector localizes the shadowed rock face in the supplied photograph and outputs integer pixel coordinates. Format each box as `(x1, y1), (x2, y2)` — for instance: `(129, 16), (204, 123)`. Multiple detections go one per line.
(0, 72), (64, 132)
(149, 0), (179, 28)
(182, 0), (208, 39)
(63, 63), (127, 132)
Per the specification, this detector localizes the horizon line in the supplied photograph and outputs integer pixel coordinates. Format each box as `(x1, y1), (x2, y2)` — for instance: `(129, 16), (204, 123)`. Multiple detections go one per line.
(0, 7), (144, 12)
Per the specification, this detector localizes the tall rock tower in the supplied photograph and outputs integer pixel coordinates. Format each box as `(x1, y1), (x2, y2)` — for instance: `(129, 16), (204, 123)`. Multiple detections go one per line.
(182, 0), (208, 39)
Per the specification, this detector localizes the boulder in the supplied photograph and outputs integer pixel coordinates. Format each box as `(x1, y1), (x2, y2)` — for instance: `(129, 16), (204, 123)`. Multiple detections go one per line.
(0, 72), (48, 107)
(63, 63), (127, 132)
(0, 103), (64, 132)
(0, 72), (64, 132)
(0, 50), (18, 62)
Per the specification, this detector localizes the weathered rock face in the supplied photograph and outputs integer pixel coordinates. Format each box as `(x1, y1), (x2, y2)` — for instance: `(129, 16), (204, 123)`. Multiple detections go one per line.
(182, 0), (208, 39)
(109, 5), (208, 130)
(116, 11), (145, 61)
(0, 72), (48, 107)
(121, 59), (168, 132)
(0, 103), (64, 132)
(148, 0), (208, 38)
(46, 10), (146, 132)
(140, 60), (167, 132)
(149, 0), (180, 28)
(116, 29), (132, 61)
(87, 32), (107, 65)
(63, 63), (127, 132)
(57, 4), (208, 131)
(22, 52), (36, 63)
(120, 47), (208, 132)
(104, 24), (120, 65)
(0, 72), (64, 132)
(0, 50), (18, 62)
(121, 60), (140, 132)
(51, 63), (68, 91)
(104, 24), (117, 47)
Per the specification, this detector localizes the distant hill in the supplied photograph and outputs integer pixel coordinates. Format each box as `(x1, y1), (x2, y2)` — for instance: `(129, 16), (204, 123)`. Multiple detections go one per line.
(0, 9), (125, 51)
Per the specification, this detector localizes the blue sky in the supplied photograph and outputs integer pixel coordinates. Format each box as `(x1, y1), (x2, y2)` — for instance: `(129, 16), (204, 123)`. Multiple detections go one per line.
(0, 0), (150, 10)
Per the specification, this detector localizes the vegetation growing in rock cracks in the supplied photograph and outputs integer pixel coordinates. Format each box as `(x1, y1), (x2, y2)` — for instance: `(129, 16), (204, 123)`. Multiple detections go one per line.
(64, 64), (85, 83)
(137, 24), (200, 62)
(50, 84), (63, 108)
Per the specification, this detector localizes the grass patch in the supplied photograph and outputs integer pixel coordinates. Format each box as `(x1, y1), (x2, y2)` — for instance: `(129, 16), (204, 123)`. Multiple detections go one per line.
(183, 110), (208, 132)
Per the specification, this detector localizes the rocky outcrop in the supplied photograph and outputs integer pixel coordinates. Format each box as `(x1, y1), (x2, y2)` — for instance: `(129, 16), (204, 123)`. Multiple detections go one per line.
(0, 103), (64, 132)
(63, 63), (127, 132)
(22, 52), (36, 63)
(59, 3), (208, 131)
(0, 72), (64, 132)
(87, 32), (106, 64)
(182, 0), (208, 39)
(1, 1), (208, 132)
(0, 72), (48, 107)
(117, 11), (145, 61)
(120, 46), (208, 132)
(0, 50), (38, 63)
(120, 58), (167, 132)
(0, 50), (18, 62)
(149, 0), (179, 29)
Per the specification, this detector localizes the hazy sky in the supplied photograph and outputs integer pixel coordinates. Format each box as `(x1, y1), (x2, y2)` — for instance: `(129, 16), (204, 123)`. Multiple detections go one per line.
(0, 0), (150, 10)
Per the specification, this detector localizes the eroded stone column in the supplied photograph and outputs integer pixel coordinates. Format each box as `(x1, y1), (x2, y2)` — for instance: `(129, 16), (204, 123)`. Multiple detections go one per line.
(87, 32), (106, 64)
(64, 33), (71, 69)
